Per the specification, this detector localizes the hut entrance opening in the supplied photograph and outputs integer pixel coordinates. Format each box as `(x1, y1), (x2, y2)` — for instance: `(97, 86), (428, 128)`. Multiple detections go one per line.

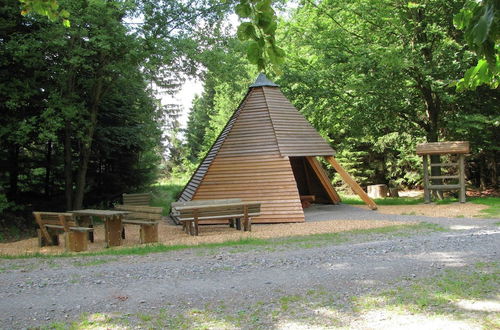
(289, 157), (336, 208)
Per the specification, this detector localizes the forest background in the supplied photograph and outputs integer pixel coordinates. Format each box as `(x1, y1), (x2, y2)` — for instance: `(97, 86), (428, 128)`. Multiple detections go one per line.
(0, 0), (498, 236)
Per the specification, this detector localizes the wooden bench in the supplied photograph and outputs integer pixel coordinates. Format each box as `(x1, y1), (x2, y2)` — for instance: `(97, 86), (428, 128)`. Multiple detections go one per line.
(171, 199), (261, 236)
(123, 192), (152, 206)
(114, 205), (162, 243)
(33, 212), (93, 252)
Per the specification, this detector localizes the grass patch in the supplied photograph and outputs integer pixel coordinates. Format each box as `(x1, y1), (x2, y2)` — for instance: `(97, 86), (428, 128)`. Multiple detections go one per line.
(355, 262), (500, 327)
(43, 262), (498, 329)
(0, 222), (443, 260)
(470, 197), (500, 218)
(339, 194), (424, 205)
(150, 177), (187, 215)
(72, 258), (118, 267)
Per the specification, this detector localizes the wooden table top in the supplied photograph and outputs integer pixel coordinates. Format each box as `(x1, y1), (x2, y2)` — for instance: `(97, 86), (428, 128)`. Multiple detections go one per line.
(71, 209), (130, 217)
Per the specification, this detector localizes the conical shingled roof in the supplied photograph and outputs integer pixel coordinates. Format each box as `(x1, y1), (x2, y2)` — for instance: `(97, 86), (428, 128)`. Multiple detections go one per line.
(177, 74), (335, 203)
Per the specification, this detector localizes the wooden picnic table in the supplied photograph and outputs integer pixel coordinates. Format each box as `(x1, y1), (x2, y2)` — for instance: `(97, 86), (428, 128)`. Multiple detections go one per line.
(171, 199), (261, 236)
(71, 209), (130, 247)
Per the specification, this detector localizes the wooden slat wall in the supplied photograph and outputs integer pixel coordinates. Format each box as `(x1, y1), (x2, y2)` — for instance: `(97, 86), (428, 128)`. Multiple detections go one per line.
(177, 90), (252, 202)
(263, 87), (335, 157)
(192, 88), (304, 223)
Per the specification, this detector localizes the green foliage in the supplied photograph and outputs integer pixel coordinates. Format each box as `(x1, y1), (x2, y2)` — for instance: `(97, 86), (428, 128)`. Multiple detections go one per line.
(182, 37), (255, 170)
(235, 0), (285, 73)
(18, 0), (70, 26)
(454, 0), (499, 89)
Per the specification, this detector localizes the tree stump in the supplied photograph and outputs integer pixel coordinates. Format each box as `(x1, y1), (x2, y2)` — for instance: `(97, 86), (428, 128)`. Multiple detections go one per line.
(367, 184), (388, 198)
(388, 187), (399, 197)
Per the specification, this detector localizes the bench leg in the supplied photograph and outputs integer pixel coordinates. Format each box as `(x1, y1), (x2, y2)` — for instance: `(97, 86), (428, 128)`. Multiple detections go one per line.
(140, 224), (158, 243)
(243, 216), (251, 231)
(38, 229), (59, 247)
(78, 215), (94, 242)
(122, 226), (126, 239)
(235, 218), (241, 230)
(193, 219), (199, 236)
(65, 231), (88, 252)
(88, 224), (94, 243)
(229, 218), (235, 228)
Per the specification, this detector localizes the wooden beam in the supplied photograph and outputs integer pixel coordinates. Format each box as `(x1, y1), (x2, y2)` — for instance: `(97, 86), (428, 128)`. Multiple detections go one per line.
(305, 157), (341, 204)
(33, 212), (52, 244)
(458, 154), (466, 203)
(323, 156), (377, 210)
(423, 155), (431, 203)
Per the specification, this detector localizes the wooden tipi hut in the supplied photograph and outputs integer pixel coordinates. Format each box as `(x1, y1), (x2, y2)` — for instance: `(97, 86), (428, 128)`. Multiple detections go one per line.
(176, 73), (376, 223)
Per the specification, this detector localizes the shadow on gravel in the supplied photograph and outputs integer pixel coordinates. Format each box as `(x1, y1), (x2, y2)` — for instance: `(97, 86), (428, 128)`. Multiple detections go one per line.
(44, 263), (499, 329)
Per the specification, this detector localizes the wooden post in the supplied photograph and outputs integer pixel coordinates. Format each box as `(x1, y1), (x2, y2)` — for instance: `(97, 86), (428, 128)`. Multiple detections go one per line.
(193, 210), (199, 236)
(33, 212), (53, 245)
(324, 156), (377, 210)
(65, 231), (87, 252)
(140, 224), (158, 243)
(423, 155), (431, 203)
(458, 154), (466, 203)
(105, 215), (122, 247)
(306, 157), (341, 204)
(77, 215), (94, 242)
(243, 205), (250, 231)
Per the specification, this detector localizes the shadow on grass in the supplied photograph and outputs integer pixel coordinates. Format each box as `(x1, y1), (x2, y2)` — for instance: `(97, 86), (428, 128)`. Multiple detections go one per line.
(41, 263), (499, 329)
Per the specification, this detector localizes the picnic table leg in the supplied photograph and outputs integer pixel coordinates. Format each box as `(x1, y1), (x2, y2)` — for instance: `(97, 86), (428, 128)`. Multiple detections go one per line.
(105, 215), (123, 247)
(77, 215), (94, 242)
(243, 205), (250, 231)
(140, 224), (158, 243)
(189, 221), (194, 235)
(229, 218), (235, 228)
(192, 210), (199, 236)
(235, 218), (241, 230)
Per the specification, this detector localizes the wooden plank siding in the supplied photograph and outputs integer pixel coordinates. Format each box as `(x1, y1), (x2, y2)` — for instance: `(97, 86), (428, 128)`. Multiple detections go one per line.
(192, 88), (304, 223)
(177, 89), (253, 202)
(177, 83), (339, 223)
(263, 87), (335, 157)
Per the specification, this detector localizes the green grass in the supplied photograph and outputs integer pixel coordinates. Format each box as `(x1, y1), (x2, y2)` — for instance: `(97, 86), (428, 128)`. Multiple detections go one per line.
(43, 263), (498, 329)
(0, 223), (443, 260)
(470, 197), (500, 218)
(339, 194), (425, 205)
(72, 258), (117, 267)
(150, 178), (186, 215)
(355, 262), (500, 327)
(341, 193), (500, 217)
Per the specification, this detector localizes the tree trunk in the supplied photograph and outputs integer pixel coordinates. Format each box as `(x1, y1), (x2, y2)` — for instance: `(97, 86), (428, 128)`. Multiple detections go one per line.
(491, 155), (498, 188)
(44, 141), (52, 198)
(64, 121), (73, 210)
(72, 77), (104, 210)
(423, 92), (443, 199)
(479, 156), (487, 191)
(7, 145), (20, 201)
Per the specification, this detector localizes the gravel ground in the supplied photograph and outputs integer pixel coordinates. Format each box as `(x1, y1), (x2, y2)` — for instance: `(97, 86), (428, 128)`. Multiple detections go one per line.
(0, 207), (499, 329)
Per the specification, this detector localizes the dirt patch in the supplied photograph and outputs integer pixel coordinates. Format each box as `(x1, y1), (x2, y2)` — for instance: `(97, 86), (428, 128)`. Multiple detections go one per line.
(0, 219), (406, 256)
(357, 203), (488, 218)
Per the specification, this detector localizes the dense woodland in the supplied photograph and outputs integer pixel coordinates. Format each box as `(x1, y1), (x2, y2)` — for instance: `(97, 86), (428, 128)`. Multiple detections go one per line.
(1, 0), (498, 232)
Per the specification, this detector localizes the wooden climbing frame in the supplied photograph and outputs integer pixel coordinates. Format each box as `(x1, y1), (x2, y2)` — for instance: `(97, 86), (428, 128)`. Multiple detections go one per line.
(416, 141), (470, 203)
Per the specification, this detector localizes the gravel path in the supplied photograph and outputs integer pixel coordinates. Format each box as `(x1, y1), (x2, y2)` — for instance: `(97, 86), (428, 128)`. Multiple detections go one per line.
(1, 209), (499, 329)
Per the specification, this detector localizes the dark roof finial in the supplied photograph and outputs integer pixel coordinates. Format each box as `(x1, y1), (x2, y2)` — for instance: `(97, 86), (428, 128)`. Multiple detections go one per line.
(250, 73), (279, 88)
